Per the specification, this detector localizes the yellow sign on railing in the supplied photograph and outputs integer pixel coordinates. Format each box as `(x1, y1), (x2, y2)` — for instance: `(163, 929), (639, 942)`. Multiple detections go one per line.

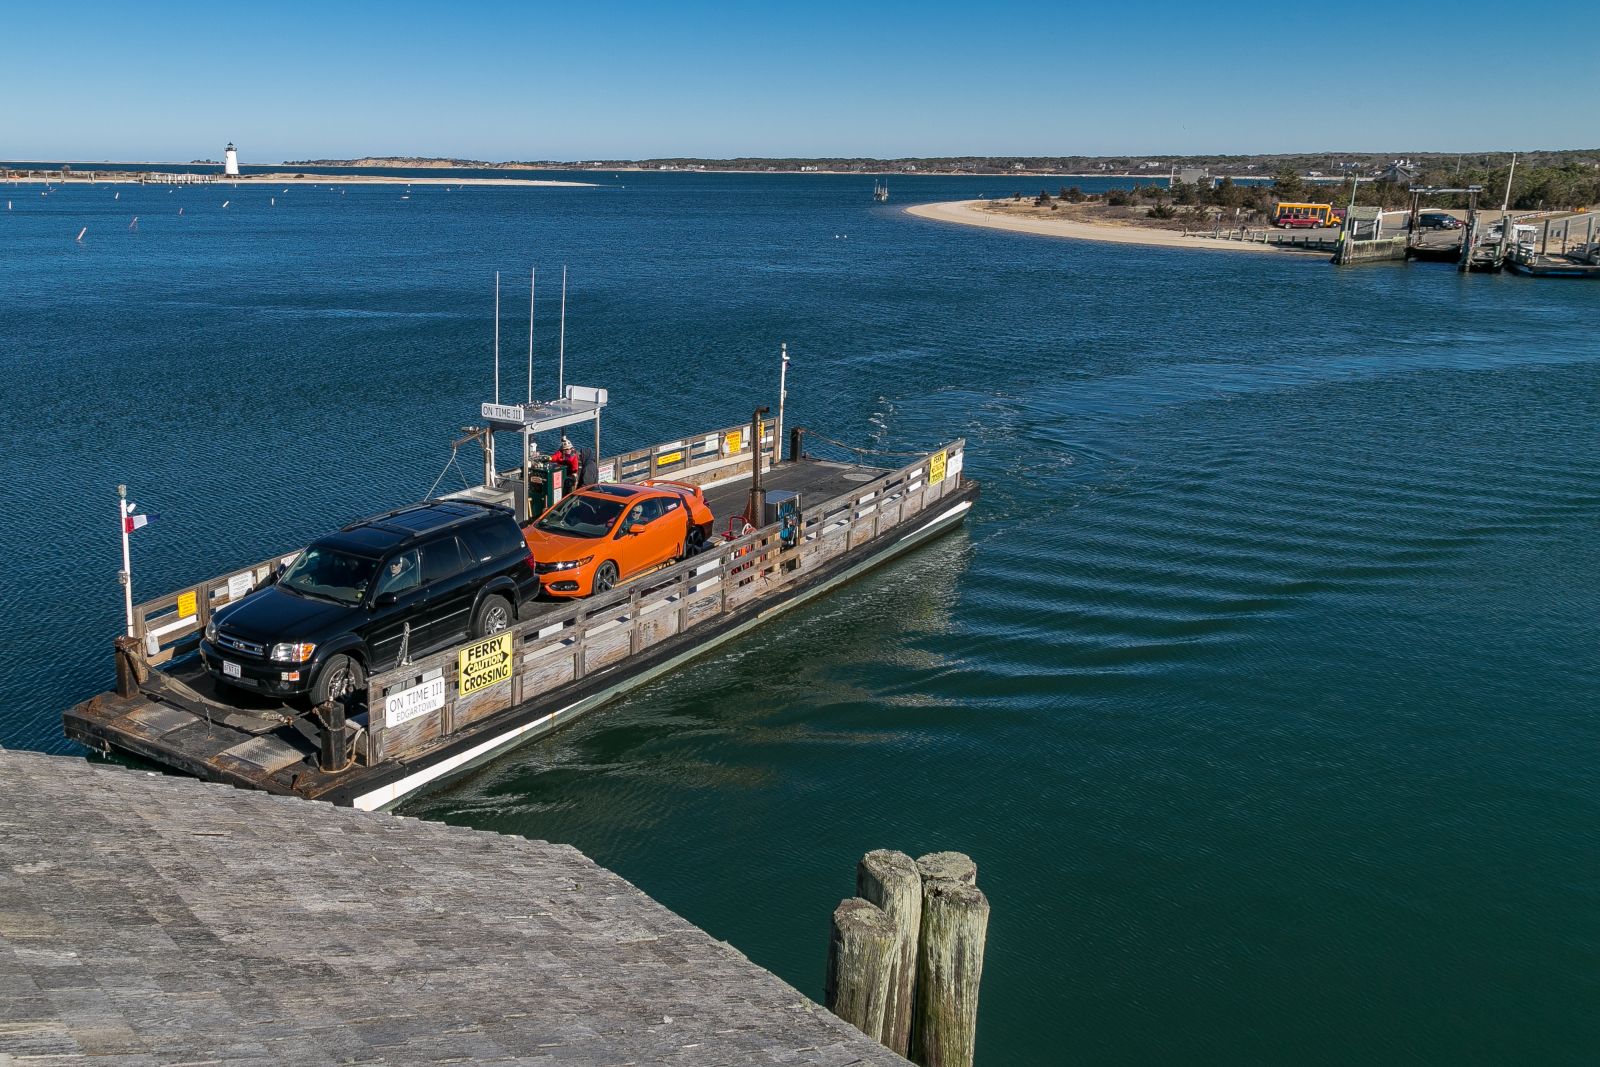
(929, 449), (948, 486)
(176, 590), (197, 619)
(458, 632), (513, 697)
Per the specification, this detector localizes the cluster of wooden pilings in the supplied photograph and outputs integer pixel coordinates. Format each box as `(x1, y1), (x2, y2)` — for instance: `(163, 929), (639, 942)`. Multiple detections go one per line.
(825, 850), (990, 1066)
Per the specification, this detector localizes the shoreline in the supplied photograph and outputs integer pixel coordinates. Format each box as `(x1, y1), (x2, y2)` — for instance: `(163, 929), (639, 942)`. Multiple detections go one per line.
(905, 199), (1323, 255)
(3, 174), (595, 187)
(6, 159), (1234, 180)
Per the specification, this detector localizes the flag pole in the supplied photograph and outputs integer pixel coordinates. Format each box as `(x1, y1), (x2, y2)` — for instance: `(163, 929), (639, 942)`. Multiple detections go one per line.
(775, 343), (789, 466)
(557, 265), (567, 399)
(118, 484), (135, 637)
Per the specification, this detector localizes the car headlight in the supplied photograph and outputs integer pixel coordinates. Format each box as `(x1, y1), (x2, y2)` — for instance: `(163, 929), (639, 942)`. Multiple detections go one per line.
(549, 555), (594, 572)
(205, 620), (218, 642)
(270, 642), (317, 663)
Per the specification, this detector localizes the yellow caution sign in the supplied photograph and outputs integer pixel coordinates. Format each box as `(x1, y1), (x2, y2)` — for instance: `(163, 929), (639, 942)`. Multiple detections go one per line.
(657, 450), (683, 466)
(725, 429), (743, 454)
(458, 632), (513, 697)
(929, 449), (948, 486)
(177, 589), (197, 620)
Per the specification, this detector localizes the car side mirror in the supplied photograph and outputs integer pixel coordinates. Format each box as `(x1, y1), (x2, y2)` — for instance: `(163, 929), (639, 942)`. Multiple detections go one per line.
(628, 523), (645, 535)
(374, 592), (399, 609)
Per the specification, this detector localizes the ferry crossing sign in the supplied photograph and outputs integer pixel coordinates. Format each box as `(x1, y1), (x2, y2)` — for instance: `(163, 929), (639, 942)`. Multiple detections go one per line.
(458, 632), (514, 697)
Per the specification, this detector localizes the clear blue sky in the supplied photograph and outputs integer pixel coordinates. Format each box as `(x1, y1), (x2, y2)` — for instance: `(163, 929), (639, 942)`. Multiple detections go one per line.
(4, 0), (1594, 161)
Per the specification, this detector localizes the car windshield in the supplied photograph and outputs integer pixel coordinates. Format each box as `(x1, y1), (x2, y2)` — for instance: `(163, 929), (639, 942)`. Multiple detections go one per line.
(279, 545), (378, 604)
(536, 493), (627, 538)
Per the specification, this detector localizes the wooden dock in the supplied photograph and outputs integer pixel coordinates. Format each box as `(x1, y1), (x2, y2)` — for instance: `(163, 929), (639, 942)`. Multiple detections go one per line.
(1506, 248), (1600, 278)
(65, 421), (976, 809)
(0, 746), (907, 1064)
(1186, 228), (1342, 253)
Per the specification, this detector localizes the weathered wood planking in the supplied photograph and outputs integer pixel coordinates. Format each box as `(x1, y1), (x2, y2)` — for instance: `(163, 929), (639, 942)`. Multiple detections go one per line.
(450, 677), (514, 731)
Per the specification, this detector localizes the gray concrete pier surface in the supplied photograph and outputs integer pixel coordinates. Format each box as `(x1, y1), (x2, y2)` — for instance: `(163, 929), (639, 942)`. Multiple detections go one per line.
(0, 749), (905, 1065)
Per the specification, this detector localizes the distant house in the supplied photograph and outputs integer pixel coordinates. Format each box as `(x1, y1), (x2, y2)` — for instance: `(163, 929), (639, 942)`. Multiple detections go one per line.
(1378, 160), (1417, 184)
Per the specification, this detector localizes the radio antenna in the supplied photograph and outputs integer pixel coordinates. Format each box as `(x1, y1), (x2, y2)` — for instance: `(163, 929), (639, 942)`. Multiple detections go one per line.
(493, 271), (501, 404)
(557, 265), (567, 398)
(537, 265), (544, 403)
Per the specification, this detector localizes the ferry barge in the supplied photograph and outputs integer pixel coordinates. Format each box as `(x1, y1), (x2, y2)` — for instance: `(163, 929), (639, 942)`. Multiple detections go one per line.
(64, 388), (976, 810)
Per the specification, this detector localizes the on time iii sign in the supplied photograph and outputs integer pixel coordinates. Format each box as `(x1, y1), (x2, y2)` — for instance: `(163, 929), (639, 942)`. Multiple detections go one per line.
(384, 676), (445, 729)
(481, 402), (526, 423)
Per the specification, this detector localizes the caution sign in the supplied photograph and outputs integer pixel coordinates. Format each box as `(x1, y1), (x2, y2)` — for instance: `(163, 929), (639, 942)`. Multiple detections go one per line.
(725, 428), (743, 454)
(176, 589), (197, 620)
(928, 449), (948, 486)
(458, 632), (513, 697)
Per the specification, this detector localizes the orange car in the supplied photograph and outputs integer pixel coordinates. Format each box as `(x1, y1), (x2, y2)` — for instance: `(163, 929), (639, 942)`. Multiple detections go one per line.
(524, 480), (715, 597)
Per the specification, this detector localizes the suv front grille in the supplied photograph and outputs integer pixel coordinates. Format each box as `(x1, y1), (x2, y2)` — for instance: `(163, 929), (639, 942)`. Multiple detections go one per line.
(216, 632), (266, 657)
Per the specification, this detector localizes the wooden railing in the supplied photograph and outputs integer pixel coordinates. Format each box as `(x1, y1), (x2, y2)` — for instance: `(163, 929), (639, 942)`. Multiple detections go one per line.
(562, 419), (775, 487)
(1187, 227), (1341, 251)
(128, 418), (781, 664)
(132, 550), (304, 667)
(363, 439), (966, 765)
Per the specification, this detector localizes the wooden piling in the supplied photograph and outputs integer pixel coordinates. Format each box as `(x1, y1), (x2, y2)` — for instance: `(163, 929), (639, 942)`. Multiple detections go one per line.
(825, 897), (899, 1041)
(113, 635), (148, 698)
(911, 853), (989, 1067)
(916, 851), (977, 886)
(856, 849), (922, 1054)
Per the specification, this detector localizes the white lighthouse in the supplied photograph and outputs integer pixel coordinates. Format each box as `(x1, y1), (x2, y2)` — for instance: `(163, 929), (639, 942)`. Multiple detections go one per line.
(223, 142), (239, 176)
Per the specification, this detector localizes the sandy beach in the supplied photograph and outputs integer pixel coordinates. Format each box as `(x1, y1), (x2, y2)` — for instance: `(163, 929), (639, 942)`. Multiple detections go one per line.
(905, 199), (1317, 254)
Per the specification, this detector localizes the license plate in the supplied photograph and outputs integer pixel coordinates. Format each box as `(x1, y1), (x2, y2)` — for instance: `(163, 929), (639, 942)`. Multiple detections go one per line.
(222, 660), (242, 679)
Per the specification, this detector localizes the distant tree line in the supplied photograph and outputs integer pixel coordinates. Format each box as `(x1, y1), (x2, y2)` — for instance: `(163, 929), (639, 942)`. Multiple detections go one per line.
(1017, 159), (1600, 224)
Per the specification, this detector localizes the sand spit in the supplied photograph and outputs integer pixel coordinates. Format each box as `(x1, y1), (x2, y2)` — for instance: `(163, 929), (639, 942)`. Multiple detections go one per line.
(905, 199), (1321, 255)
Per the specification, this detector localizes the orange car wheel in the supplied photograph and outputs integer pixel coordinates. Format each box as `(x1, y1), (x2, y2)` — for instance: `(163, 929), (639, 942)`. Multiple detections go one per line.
(592, 561), (619, 594)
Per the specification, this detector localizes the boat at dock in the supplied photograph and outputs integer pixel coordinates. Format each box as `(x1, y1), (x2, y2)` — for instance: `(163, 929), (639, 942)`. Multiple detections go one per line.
(64, 387), (977, 810)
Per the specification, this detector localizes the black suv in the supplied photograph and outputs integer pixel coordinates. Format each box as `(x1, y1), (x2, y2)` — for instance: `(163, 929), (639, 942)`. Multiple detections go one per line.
(200, 500), (537, 705)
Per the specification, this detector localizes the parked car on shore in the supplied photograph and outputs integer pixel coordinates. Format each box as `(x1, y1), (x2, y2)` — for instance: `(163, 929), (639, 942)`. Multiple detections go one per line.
(1418, 211), (1462, 230)
(199, 500), (537, 704)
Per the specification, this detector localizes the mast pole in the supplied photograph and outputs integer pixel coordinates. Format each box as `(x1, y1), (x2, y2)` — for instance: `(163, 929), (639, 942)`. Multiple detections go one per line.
(118, 484), (134, 637)
(493, 271), (501, 404)
(775, 343), (789, 466)
(1498, 154), (1517, 267)
(523, 267), (537, 521)
(558, 265), (567, 399)
(537, 265), (544, 403)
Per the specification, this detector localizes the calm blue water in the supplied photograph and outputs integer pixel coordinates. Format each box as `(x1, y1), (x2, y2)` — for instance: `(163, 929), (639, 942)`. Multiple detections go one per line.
(2, 168), (1596, 1064)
